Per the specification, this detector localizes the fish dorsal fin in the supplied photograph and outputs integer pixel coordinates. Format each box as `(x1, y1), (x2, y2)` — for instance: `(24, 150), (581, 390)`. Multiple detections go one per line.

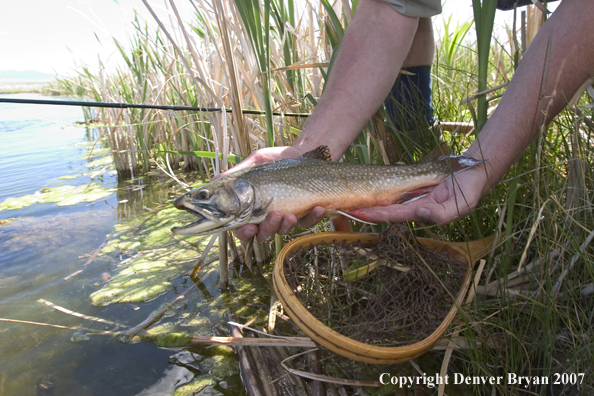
(302, 145), (332, 161)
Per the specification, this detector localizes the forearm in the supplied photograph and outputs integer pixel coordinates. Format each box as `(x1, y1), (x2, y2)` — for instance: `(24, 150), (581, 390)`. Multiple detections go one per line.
(293, 0), (419, 160)
(466, 0), (594, 190)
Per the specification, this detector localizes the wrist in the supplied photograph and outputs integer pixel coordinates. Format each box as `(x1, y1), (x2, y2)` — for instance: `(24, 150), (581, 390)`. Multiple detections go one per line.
(461, 153), (496, 195)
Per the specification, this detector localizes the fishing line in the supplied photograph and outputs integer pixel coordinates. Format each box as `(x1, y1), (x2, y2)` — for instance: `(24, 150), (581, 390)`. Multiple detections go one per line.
(0, 106), (77, 127)
(0, 98), (311, 118)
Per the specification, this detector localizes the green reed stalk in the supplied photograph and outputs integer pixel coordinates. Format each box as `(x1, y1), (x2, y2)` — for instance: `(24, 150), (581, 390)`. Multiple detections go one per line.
(472, 0), (497, 132)
(439, 15), (474, 80)
(234, 0), (275, 147)
(320, 0), (344, 46)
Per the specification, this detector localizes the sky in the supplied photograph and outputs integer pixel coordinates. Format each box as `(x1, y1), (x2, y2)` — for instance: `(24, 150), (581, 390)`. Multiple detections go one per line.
(0, 0), (187, 76)
(0, 0), (552, 78)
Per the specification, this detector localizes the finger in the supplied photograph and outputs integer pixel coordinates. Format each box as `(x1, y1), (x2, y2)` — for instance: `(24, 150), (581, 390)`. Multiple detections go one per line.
(297, 206), (326, 228)
(413, 180), (477, 225)
(234, 224), (258, 242)
(278, 214), (298, 235)
(413, 203), (449, 225)
(214, 157), (257, 180)
(349, 202), (422, 224)
(414, 201), (470, 225)
(214, 146), (301, 180)
(256, 211), (284, 242)
(214, 164), (247, 179)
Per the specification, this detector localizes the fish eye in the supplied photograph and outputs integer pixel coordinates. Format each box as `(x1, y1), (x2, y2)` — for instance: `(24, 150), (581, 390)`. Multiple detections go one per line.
(197, 190), (210, 200)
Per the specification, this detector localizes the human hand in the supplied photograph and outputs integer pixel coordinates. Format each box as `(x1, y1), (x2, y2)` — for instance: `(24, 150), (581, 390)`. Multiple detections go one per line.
(348, 166), (490, 225)
(219, 147), (326, 242)
(235, 207), (327, 243)
(214, 146), (301, 180)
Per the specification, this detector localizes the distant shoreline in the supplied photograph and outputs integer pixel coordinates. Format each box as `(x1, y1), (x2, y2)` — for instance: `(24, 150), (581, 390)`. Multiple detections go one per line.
(0, 81), (53, 95)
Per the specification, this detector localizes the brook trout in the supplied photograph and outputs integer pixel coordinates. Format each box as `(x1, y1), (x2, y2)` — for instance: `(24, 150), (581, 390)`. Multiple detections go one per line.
(171, 146), (481, 236)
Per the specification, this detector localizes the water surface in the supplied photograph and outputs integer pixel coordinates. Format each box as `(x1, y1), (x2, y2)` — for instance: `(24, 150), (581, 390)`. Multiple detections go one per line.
(0, 94), (239, 396)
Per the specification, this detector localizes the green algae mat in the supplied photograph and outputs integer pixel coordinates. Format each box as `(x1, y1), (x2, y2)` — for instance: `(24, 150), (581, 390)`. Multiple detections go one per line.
(0, 147), (116, 212)
(90, 200), (271, 328)
(87, 199), (273, 396)
(0, 183), (116, 211)
(90, 204), (214, 306)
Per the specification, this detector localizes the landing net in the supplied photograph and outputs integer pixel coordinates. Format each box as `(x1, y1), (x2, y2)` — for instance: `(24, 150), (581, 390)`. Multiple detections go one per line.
(282, 225), (467, 347)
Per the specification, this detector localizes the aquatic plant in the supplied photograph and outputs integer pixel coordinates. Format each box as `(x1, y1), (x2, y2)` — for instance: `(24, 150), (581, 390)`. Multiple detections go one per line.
(0, 183), (116, 211)
(91, 204), (215, 305)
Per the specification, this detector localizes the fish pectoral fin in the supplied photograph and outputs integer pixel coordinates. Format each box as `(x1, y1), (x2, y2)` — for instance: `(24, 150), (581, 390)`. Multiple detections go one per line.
(438, 154), (484, 174)
(334, 210), (377, 225)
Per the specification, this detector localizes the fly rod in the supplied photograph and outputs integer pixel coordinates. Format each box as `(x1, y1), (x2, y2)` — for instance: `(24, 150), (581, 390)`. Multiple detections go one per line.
(0, 98), (310, 118)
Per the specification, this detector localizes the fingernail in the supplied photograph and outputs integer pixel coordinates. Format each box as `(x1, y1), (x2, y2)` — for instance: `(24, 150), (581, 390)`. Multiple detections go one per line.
(416, 207), (431, 220)
(243, 228), (256, 238)
(279, 220), (293, 235)
(269, 214), (282, 227)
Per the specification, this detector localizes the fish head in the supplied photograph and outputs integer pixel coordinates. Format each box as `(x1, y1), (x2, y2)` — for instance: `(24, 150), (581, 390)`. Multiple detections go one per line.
(171, 177), (256, 236)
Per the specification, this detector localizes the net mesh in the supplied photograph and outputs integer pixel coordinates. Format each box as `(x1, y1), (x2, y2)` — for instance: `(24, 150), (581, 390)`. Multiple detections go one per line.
(282, 225), (467, 347)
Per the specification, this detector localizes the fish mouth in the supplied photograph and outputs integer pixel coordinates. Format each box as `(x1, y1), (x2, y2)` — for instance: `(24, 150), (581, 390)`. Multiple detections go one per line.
(171, 196), (234, 236)
(171, 215), (235, 236)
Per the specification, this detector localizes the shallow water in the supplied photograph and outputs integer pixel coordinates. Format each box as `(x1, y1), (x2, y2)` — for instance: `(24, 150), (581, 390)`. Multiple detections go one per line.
(0, 94), (243, 396)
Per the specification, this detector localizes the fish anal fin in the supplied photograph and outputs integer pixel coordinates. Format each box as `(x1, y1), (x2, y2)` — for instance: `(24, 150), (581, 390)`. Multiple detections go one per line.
(302, 145), (332, 161)
(330, 213), (352, 232)
(333, 210), (377, 227)
(395, 189), (429, 205)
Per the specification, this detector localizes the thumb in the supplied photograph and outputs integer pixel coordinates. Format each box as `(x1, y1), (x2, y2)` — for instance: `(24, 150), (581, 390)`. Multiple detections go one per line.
(414, 203), (454, 225)
(415, 206), (432, 221)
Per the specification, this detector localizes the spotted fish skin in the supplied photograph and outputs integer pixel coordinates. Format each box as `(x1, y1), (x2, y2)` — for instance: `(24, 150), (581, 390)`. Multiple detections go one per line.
(171, 147), (482, 236)
(242, 158), (452, 214)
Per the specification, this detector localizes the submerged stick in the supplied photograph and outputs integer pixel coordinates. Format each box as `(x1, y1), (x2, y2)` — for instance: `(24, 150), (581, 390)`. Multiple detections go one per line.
(219, 232), (229, 290)
(0, 318), (114, 334)
(123, 284), (197, 339)
(187, 233), (218, 277)
(38, 299), (124, 328)
(63, 237), (109, 281)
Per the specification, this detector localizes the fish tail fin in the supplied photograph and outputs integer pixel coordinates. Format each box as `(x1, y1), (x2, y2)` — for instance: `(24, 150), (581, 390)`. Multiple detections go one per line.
(438, 155), (484, 174)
